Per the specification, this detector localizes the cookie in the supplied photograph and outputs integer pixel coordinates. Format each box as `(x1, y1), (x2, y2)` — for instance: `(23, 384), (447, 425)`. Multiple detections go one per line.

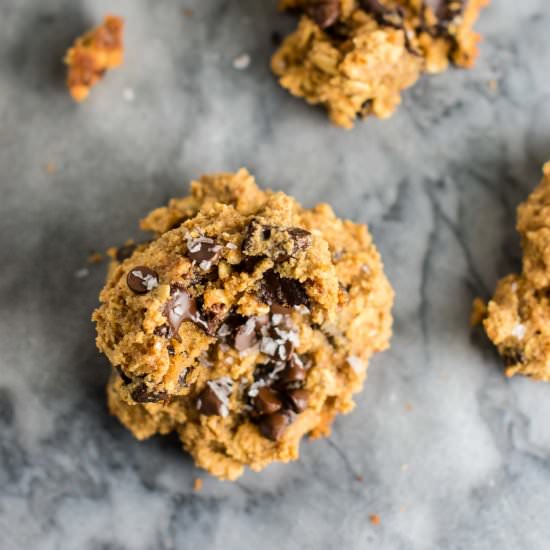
(481, 162), (550, 380)
(93, 169), (394, 479)
(65, 15), (124, 102)
(272, 0), (489, 128)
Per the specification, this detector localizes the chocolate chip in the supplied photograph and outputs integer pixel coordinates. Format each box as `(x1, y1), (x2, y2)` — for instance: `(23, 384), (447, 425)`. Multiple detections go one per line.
(241, 220), (270, 256)
(186, 236), (222, 269)
(235, 255), (264, 274)
(502, 348), (525, 366)
(280, 362), (306, 386)
(131, 384), (168, 403)
(115, 366), (132, 385)
(197, 385), (223, 416)
(259, 270), (309, 308)
(270, 303), (293, 316)
(167, 344), (175, 356)
(154, 324), (171, 338)
(305, 0), (340, 29)
(127, 266), (159, 294)
(199, 302), (227, 337)
(259, 411), (294, 441)
(162, 284), (208, 338)
(286, 388), (309, 413)
(254, 387), (283, 415)
(115, 243), (137, 262)
(288, 227), (312, 254)
(234, 318), (259, 352)
(196, 377), (233, 416)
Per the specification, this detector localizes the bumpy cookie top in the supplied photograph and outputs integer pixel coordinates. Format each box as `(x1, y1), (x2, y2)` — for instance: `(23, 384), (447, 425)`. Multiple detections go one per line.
(483, 163), (550, 380)
(95, 169), (393, 478)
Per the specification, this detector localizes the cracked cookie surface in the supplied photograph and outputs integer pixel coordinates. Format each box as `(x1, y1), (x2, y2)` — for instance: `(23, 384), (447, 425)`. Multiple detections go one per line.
(272, 0), (488, 128)
(481, 163), (550, 381)
(94, 169), (393, 479)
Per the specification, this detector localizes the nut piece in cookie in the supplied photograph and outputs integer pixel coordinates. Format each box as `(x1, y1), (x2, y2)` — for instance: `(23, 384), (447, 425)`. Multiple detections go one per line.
(94, 168), (394, 480)
(482, 162), (550, 381)
(65, 15), (124, 102)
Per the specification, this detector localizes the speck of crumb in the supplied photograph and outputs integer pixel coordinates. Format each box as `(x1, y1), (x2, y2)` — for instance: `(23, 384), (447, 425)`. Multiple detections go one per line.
(233, 53), (251, 70)
(45, 162), (57, 174)
(487, 79), (498, 93)
(123, 88), (135, 102)
(193, 478), (203, 492)
(404, 403), (413, 412)
(75, 268), (89, 279)
(355, 474), (364, 482)
(182, 7), (193, 17)
(88, 252), (103, 264)
(369, 514), (381, 525)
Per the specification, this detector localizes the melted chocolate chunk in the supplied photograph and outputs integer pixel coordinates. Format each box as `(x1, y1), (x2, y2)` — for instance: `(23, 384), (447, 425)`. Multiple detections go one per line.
(197, 377), (233, 416)
(286, 388), (309, 413)
(234, 318), (259, 352)
(280, 361), (306, 386)
(186, 235), (222, 269)
(162, 284), (207, 339)
(197, 385), (224, 416)
(127, 266), (159, 294)
(131, 384), (168, 403)
(198, 301), (227, 337)
(259, 270), (309, 308)
(287, 227), (313, 255)
(305, 0), (341, 29)
(115, 243), (137, 262)
(259, 410), (294, 442)
(254, 387), (283, 415)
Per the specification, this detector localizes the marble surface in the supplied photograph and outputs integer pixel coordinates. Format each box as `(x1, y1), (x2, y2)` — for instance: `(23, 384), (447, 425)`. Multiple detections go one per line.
(2, 0), (550, 548)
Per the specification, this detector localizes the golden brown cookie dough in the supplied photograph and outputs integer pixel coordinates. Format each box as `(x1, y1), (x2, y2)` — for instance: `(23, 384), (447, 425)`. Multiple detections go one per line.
(272, 0), (489, 128)
(93, 169), (394, 479)
(65, 15), (124, 102)
(482, 162), (550, 381)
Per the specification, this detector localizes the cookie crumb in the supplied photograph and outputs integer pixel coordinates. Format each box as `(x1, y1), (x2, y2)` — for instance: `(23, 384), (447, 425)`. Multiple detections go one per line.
(487, 79), (499, 94)
(369, 514), (381, 525)
(65, 15), (124, 102)
(404, 402), (413, 412)
(182, 8), (193, 17)
(193, 478), (203, 491)
(45, 162), (57, 174)
(355, 474), (364, 482)
(233, 53), (251, 70)
(88, 252), (103, 264)
(470, 297), (487, 327)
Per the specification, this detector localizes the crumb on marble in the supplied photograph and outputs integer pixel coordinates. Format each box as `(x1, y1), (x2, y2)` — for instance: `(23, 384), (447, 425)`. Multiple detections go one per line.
(193, 478), (203, 492)
(470, 297), (487, 326)
(65, 15), (124, 102)
(45, 162), (57, 174)
(369, 514), (381, 525)
(182, 8), (193, 17)
(355, 474), (364, 482)
(404, 402), (413, 412)
(233, 53), (251, 70)
(88, 252), (104, 264)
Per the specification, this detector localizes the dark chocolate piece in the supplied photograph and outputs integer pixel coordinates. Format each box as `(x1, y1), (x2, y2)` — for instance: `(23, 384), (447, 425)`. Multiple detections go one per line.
(126, 266), (159, 294)
(254, 387), (283, 415)
(259, 411), (294, 441)
(305, 0), (341, 29)
(285, 388), (309, 413)
(115, 243), (137, 262)
(131, 384), (168, 403)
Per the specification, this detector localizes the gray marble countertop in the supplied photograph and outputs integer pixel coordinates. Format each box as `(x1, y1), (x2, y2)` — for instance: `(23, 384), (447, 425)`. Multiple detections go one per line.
(2, 1), (550, 548)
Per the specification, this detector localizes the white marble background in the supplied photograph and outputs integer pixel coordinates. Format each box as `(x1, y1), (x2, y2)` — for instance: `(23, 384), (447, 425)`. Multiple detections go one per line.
(2, 0), (550, 548)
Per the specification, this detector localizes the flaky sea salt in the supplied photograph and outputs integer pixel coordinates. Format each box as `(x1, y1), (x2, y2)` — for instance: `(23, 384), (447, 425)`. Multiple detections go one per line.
(233, 53), (250, 70)
(347, 355), (366, 374)
(511, 324), (526, 340)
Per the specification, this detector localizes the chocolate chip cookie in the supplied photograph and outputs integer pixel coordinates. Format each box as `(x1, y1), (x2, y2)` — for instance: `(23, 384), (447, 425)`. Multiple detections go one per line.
(65, 15), (124, 102)
(481, 162), (550, 381)
(94, 169), (393, 479)
(272, 0), (489, 128)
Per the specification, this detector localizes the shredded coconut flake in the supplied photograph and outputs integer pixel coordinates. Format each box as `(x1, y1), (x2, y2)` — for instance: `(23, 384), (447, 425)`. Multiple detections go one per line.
(233, 53), (250, 70)
(347, 355), (366, 374)
(511, 324), (526, 340)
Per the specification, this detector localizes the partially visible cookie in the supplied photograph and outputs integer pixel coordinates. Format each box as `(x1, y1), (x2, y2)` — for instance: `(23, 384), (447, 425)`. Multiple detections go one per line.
(93, 169), (394, 479)
(272, 0), (489, 128)
(481, 162), (550, 380)
(65, 15), (124, 102)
